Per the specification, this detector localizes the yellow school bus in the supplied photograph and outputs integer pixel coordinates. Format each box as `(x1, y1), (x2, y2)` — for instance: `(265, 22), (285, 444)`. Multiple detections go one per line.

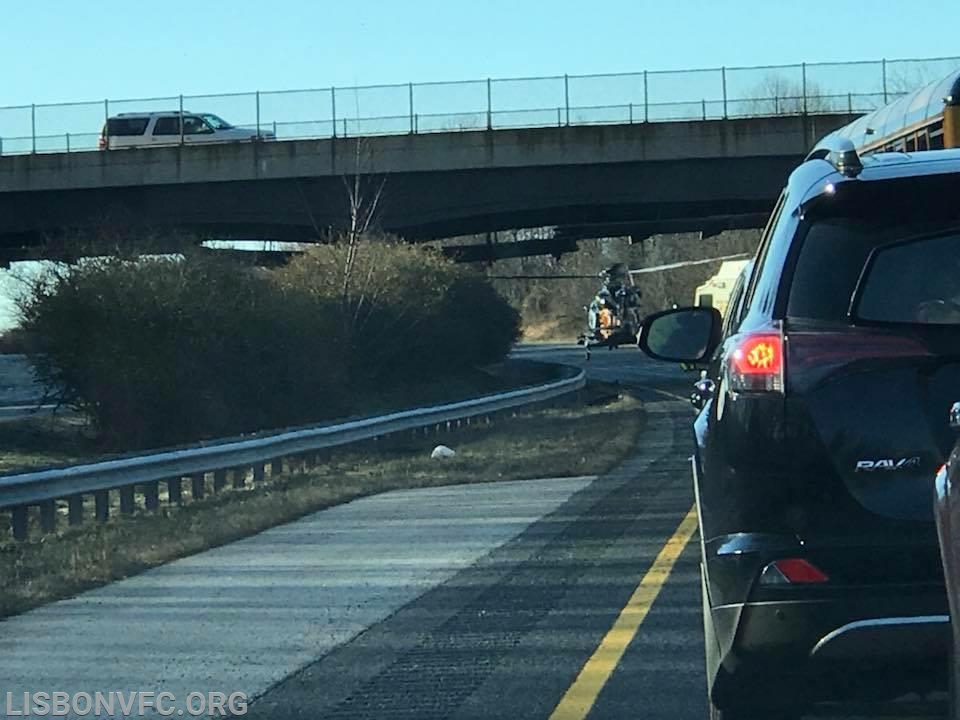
(821, 68), (960, 153)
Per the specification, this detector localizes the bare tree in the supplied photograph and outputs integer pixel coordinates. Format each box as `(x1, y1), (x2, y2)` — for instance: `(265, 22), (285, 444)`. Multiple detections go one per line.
(746, 73), (832, 115)
(340, 137), (386, 306)
(885, 62), (948, 98)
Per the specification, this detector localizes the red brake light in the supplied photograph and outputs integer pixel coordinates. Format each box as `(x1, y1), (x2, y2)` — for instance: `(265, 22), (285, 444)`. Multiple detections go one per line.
(728, 332), (784, 393)
(732, 335), (782, 375)
(759, 558), (829, 585)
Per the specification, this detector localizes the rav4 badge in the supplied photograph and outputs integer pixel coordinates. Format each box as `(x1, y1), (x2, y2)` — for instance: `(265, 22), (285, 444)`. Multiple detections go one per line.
(855, 457), (922, 472)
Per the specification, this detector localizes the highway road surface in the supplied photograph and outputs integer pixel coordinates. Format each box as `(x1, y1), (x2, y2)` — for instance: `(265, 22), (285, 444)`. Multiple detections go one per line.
(0, 344), (945, 719)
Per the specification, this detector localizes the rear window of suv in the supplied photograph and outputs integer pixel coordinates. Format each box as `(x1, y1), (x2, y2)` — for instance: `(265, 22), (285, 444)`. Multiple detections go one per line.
(787, 220), (879, 322)
(855, 232), (960, 324)
(787, 220), (960, 324)
(106, 117), (149, 136)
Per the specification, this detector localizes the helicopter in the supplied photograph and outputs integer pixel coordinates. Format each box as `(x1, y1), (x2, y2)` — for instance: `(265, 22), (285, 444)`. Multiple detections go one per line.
(576, 254), (755, 360)
(488, 252), (752, 360)
(577, 263), (642, 359)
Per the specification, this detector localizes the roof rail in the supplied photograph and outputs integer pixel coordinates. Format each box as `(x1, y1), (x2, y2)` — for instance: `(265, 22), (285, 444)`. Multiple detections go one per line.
(805, 137), (864, 178)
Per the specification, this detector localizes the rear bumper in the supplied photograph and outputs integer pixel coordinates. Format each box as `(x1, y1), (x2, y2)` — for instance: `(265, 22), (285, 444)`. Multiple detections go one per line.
(811, 614), (949, 661)
(712, 593), (949, 705)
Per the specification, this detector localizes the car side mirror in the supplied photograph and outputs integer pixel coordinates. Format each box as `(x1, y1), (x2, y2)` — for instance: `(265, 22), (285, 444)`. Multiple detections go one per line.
(637, 306), (722, 363)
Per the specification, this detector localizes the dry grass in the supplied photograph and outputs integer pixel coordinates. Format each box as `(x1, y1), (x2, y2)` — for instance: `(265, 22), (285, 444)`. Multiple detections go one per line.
(521, 320), (575, 343)
(0, 413), (98, 475)
(0, 388), (643, 619)
(0, 365), (552, 476)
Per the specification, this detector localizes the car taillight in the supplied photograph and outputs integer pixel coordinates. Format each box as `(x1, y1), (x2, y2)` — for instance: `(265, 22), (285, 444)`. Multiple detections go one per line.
(728, 332), (783, 393)
(759, 558), (829, 585)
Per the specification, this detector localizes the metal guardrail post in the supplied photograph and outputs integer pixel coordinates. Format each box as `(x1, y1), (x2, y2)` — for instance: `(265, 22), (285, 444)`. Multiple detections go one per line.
(722, 66), (727, 119)
(487, 78), (492, 130)
(191, 473), (205, 500)
(702, 99), (707, 121)
(179, 94), (184, 145)
(629, 103), (633, 124)
(144, 482), (159, 510)
(564, 74), (570, 126)
(66, 133), (70, 153)
(169, 477), (182, 504)
(30, 104), (35, 154)
(40, 500), (56, 533)
(68, 495), (83, 525)
(94, 490), (109, 521)
(11, 507), (27, 541)
(120, 486), (135, 514)
(848, 92), (853, 113)
(104, 99), (110, 150)
(331, 87), (337, 138)
(882, 58), (888, 104)
(409, 82), (415, 134)
(256, 91), (261, 138)
(213, 469), (227, 493)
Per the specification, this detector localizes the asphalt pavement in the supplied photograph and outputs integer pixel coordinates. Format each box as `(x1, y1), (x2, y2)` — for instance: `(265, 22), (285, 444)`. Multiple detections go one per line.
(0, 343), (944, 719)
(245, 344), (943, 719)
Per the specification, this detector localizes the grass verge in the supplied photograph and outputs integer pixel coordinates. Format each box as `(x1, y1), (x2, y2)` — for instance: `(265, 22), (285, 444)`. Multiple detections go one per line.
(0, 386), (643, 619)
(0, 363), (555, 476)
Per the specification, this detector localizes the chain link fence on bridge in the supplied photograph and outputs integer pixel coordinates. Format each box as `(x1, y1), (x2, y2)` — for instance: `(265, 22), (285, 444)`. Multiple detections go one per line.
(1, 56), (958, 156)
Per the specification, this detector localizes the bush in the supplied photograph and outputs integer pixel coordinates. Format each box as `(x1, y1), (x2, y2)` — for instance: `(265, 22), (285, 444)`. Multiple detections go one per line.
(19, 254), (348, 449)
(0, 328), (35, 355)
(272, 239), (520, 385)
(18, 240), (519, 450)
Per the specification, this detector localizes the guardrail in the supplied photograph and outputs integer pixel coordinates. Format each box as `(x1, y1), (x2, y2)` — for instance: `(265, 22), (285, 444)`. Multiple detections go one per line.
(1, 55), (958, 155)
(0, 366), (586, 541)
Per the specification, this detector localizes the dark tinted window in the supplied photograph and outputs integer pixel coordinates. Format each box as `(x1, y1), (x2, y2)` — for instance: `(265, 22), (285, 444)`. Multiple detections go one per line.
(721, 268), (749, 337)
(106, 117), (149, 136)
(787, 221), (878, 321)
(153, 117), (180, 135)
(856, 232), (960, 324)
(788, 220), (960, 322)
(741, 192), (786, 313)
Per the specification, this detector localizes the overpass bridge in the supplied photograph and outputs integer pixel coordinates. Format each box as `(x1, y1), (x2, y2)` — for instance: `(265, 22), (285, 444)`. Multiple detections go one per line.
(0, 113), (856, 254)
(2, 55), (954, 259)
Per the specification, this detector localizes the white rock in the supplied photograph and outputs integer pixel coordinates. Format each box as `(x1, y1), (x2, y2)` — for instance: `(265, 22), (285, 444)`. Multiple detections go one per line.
(430, 445), (456, 459)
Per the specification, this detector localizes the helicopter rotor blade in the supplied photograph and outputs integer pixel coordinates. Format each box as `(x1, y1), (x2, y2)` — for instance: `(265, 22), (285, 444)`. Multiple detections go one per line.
(626, 253), (751, 275)
(487, 253), (751, 280)
(486, 274), (599, 280)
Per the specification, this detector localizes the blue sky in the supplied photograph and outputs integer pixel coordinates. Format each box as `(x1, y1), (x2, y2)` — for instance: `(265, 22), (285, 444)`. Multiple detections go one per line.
(3, 0), (960, 105)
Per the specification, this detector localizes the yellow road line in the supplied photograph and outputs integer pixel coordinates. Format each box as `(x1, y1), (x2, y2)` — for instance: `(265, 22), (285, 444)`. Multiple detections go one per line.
(651, 388), (690, 403)
(549, 505), (699, 720)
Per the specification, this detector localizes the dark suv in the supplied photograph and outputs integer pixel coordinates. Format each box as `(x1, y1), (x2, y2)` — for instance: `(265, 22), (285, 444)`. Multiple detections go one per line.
(639, 140), (960, 719)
